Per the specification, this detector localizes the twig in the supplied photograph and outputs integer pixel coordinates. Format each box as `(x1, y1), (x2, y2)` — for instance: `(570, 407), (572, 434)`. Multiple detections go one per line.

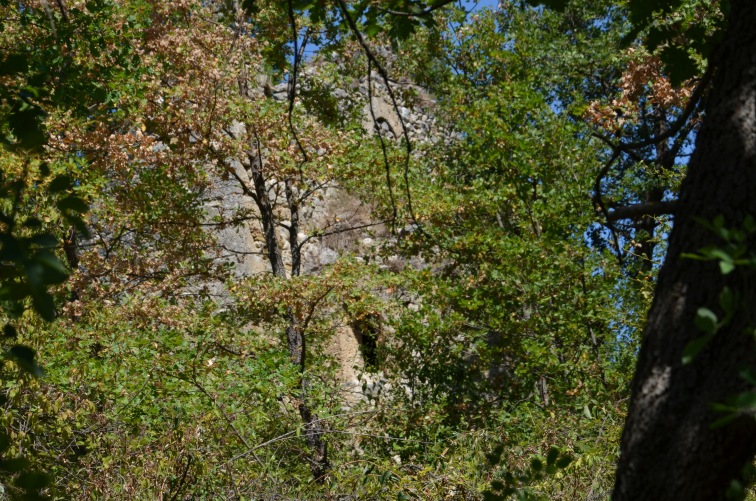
(366, 57), (399, 227)
(591, 150), (625, 264)
(55, 0), (69, 22)
(39, 0), (56, 36)
(287, 0), (311, 169)
(336, 0), (425, 235)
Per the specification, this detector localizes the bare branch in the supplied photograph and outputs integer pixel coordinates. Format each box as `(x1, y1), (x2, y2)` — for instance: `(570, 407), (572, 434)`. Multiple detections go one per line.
(592, 150), (624, 263)
(286, 0), (311, 169)
(55, 0), (69, 23)
(336, 0), (425, 235)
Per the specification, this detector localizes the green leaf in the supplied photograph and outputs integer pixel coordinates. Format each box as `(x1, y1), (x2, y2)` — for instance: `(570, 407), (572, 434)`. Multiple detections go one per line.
(732, 392), (756, 411)
(741, 368), (756, 385)
(25, 251), (68, 288)
(22, 217), (42, 229)
(0, 234), (24, 261)
(712, 215), (726, 234)
(487, 444), (504, 466)
(364, 19), (382, 38)
(719, 260), (735, 275)
(694, 307), (718, 334)
(388, 17), (418, 42)
(30, 234), (58, 249)
(583, 404), (592, 419)
(719, 287), (735, 315)
(290, 0), (317, 10)
(0, 282), (30, 301)
(680, 252), (711, 261)
(483, 491), (503, 501)
(33, 250), (69, 282)
(743, 215), (756, 234)
(24, 261), (46, 288)
(699, 247), (731, 263)
(682, 333), (714, 365)
(726, 479), (745, 500)
(8, 102), (46, 150)
(0, 53), (29, 76)
(628, 0), (658, 25)
(31, 290), (56, 321)
(710, 413), (739, 429)
(646, 26), (671, 52)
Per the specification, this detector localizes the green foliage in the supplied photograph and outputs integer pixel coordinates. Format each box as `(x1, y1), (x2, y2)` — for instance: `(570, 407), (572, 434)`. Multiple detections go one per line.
(0, 165), (87, 324)
(283, 0), (449, 42)
(680, 216), (756, 366)
(0, 0), (716, 497)
(0, 167), (81, 500)
(621, 0), (726, 84)
(0, 0), (147, 495)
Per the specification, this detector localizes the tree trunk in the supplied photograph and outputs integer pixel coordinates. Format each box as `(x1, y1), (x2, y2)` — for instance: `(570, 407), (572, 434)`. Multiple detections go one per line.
(614, 2), (756, 499)
(246, 152), (329, 482)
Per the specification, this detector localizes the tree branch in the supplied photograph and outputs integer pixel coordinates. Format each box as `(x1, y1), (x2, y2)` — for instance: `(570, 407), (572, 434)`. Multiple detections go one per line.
(592, 150), (625, 263)
(613, 69), (711, 151)
(606, 201), (678, 222)
(376, 0), (457, 18)
(336, 0), (425, 236)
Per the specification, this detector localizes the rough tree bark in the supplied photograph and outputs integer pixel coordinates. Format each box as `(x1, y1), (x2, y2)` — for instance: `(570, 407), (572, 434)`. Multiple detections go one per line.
(614, 2), (756, 499)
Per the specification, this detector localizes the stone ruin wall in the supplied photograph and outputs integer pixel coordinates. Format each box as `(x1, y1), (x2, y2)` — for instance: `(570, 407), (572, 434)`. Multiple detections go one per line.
(206, 63), (440, 404)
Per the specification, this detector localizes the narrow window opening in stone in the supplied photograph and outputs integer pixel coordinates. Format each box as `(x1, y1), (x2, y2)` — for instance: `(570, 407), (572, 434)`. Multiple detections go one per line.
(351, 314), (381, 371)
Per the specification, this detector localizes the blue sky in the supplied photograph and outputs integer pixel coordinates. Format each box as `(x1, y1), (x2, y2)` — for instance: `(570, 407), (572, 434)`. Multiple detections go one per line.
(471, 0), (500, 11)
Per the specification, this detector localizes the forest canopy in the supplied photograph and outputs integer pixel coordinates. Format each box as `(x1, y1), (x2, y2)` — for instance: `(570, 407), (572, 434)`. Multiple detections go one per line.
(1, 0), (753, 499)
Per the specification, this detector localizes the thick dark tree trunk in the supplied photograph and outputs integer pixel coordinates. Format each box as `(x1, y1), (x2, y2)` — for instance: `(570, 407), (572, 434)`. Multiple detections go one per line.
(614, 2), (756, 499)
